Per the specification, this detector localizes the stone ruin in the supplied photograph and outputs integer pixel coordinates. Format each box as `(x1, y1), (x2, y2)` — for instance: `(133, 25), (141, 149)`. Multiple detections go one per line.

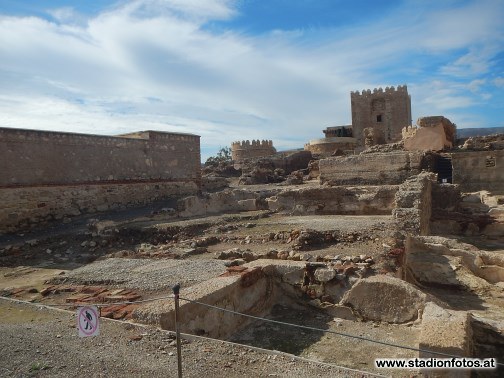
(402, 116), (457, 152)
(231, 140), (276, 168)
(2, 86), (504, 377)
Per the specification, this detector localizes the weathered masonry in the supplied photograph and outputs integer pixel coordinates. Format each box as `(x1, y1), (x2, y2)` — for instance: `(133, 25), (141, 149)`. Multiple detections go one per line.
(0, 128), (201, 233)
(231, 140), (276, 162)
(351, 85), (412, 147)
(451, 150), (504, 192)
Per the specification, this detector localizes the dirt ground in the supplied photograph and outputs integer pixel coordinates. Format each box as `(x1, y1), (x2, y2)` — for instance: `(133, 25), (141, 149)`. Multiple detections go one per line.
(1, 204), (503, 377)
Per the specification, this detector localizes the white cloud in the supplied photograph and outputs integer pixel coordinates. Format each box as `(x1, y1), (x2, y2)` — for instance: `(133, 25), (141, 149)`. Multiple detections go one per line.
(467, 79), (486, 93)
(0, 0), (502, 160)
(494, 77), (504, 87)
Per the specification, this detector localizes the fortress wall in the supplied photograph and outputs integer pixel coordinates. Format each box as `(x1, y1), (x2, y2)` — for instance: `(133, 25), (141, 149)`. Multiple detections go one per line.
(452, 150), (504, 192)
(0, 128), (201, 233)
(0, 128), (201, 186)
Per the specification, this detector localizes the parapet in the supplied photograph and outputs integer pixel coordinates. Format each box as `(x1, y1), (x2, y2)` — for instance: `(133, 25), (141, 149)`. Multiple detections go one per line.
(351, 85), (408, 98)
(231, 139), (274, 148)
(231, 139), (276, 161)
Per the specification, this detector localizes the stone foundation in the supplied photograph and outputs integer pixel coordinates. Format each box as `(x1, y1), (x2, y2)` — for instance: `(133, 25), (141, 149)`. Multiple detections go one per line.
(319, 151), (423, 186)
(0, 181), (198, 233)
(266, 185), (398, 215)
(452, 150), (504, 192)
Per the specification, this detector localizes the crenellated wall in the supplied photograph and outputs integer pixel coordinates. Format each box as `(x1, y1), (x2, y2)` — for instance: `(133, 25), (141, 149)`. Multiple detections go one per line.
(351, 85), (411, 148)
(231, 139), (276, 162)
(0, 128), (201, 186)
(0, 127), (201, 233)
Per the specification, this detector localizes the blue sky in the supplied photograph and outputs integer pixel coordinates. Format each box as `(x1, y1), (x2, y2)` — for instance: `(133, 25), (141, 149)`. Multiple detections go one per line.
(0, 0), (503, 161)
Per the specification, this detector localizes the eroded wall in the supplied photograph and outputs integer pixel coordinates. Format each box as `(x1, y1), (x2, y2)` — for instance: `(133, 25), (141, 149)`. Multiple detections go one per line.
(319, 151), (423, 186)
(0, 128), (201, 232)
(452, 150), (504, 192)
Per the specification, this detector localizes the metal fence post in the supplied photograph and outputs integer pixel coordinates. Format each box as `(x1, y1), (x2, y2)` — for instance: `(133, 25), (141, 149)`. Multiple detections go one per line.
(172, 283), (182, 378)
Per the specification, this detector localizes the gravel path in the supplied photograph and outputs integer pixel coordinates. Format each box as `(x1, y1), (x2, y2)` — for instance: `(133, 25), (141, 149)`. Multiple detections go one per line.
(0, 298), (379, 378)
(257, 215), (394, 232)
(55, 258), (228, 291)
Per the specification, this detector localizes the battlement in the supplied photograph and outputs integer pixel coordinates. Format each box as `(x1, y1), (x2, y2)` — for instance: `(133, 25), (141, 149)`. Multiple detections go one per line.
(0, 127), (201, 187)
(351, 85), (408, 98)
(231, 139), (274, 148)
(231, 139), (276, 161)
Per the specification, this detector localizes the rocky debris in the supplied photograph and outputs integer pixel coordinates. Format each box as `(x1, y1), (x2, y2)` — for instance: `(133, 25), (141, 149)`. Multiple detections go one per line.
(202, 159), (241, 177)
(238, 151), (312, 185)
(307, 159), (320, 180)
(460, 133), (504, 151)
(216, 248), (256, 262)
(360, 141), (404, 154)
(281, 170), (304, 185)
(201, 175), (230, 192)
(341, 275), (427, 323)
(405, 236), (504, 290)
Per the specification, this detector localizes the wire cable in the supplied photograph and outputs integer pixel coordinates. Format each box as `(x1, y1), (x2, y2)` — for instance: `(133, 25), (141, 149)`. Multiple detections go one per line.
(2, 293), (502, 367)
(0, 296), (386, 378)
(179, 296), (504, 367)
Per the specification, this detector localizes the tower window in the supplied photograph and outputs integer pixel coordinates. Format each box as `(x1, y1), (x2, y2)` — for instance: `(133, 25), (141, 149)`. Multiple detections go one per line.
(376, 115), (382, 122)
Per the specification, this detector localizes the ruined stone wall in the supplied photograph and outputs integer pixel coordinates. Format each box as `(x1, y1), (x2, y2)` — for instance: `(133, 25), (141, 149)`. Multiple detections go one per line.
(0, 128), (201, 186)
(319, 151), (423, 186)
(0, 128), (201, 232)
(231, 140), (276, 162)
(402, 116), (456, 152)
(392, 172), (435, 237)
(451, 150), (504, 192)
(351, 85), (411, 147)
(0, 181), (197, 233)
(266, 185), (398, 215)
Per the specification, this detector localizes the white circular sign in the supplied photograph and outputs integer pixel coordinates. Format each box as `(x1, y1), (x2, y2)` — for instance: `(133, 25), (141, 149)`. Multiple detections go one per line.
(77, 306), (100, 337)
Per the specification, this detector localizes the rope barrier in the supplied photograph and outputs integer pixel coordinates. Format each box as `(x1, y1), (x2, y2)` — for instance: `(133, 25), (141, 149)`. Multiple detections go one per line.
(2, 293), (502, 368)
(6, 294), (176, 308)
(0, 296), (385, 378)
(179, 296), (504, 367)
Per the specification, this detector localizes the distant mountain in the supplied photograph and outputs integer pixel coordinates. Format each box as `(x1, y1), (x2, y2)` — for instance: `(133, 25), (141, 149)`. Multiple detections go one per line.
(457, 127), (504, 138)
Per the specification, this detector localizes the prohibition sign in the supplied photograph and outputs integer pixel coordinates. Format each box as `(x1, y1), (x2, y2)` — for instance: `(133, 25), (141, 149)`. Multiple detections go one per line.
(77, 306), (100, 337)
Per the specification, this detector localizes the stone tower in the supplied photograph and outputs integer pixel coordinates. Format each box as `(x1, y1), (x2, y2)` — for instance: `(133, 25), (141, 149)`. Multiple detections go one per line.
(351, 85), (411, 147)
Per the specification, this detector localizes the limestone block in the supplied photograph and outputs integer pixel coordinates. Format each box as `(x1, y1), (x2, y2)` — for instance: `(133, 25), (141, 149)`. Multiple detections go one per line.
(419, 302), (472, 378)
(403, 124), (452, 151)
(488, 208), (504, 218)
(237, 199), (257, 211)
(324, 304), (357, 321)
(324, 281), (348, 303)
(483, 222), (504, 237)
(341, 275), (426, 323)
(314, 267), (336, 282)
